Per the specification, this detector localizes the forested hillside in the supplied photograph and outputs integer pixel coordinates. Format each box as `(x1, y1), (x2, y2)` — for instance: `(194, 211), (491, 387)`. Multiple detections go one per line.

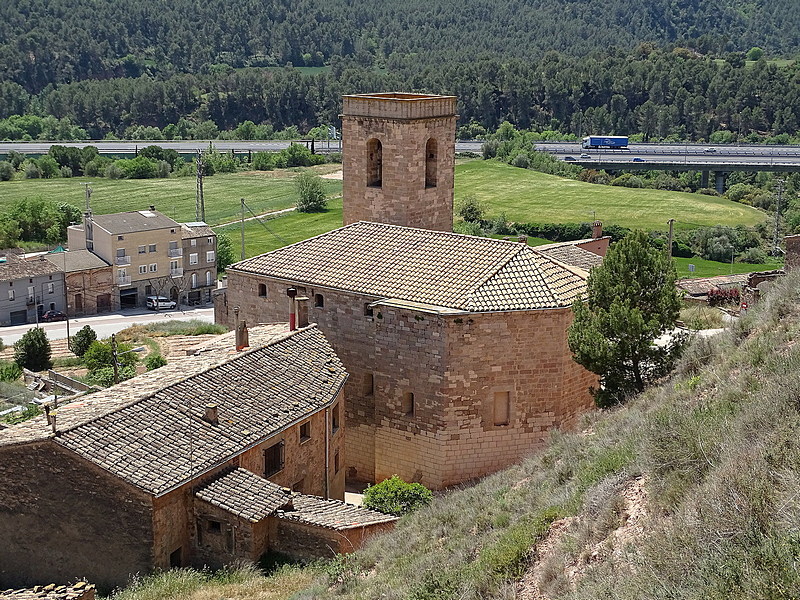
(1, 0), (800, 139)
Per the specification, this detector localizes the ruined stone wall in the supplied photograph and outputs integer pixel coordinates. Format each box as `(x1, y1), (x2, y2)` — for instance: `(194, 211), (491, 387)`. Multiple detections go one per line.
(0, 442), (153, 593)
(341, 95), (456, 232)
(192, 501), (258, 569)
(785, 234), (800, 272)
(270, 519), (395, 560)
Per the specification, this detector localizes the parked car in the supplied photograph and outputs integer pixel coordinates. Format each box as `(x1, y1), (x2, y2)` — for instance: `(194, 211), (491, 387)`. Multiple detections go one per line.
(704, 147), (716, 153)
(563, 156), (576, 161)
(41, 310), (66, 322)
(579, 153), (591, 159)
(146, 296), (177, 310)
(632, 157), (645, 162)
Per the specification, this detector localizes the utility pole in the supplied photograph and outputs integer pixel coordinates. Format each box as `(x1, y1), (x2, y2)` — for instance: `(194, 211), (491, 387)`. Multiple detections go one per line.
(83, 183), (92, 211)
(195, 150), (205, 222)
(666, 218), (675, 257)
(774, 178), (784, 256)
(240, 198), (246, 261)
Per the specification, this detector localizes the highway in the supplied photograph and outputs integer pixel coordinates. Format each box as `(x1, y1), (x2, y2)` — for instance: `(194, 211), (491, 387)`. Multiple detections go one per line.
(2, 140), (800, 171)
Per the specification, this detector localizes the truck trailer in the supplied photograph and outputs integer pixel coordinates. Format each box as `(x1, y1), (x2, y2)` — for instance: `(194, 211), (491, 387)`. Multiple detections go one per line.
(581, 135), (629, 149)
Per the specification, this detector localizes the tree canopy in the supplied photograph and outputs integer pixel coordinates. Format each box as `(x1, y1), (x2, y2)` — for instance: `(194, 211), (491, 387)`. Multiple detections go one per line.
(568, 231), (684, 407)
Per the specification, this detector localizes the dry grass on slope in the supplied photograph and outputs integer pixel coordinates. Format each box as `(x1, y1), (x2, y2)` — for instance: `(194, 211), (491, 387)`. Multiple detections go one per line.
(298, 272), (800, 600)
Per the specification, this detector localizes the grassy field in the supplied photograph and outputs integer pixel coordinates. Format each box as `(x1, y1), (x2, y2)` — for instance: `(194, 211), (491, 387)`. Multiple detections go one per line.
(0, 168), (342, 227)
(217, 198), (343, 258)
(673, 255), (783, 278)
(454, 160), (766, 231)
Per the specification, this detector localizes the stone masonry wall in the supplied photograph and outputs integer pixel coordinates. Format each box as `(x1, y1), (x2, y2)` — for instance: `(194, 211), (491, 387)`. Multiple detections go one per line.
(341, 96), (456, 232)
(219, 271), (596, 489)
(0, 441), (153, 593)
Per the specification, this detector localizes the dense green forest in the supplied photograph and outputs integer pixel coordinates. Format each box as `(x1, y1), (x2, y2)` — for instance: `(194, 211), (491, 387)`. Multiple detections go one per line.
(1, 0), (800, 139)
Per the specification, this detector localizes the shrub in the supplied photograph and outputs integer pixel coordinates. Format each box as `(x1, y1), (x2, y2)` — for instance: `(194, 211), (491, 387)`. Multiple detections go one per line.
(362, 475), (433, 516)
(69, 325), (97, 357)
(295, 172), (327, 213)
(739, 247), (768, 264)
(88, 365), (135, 387)
(0, 360), (22, 382)
(83, 340), (138, 372)
(105, 162), (124, 179)
(24, 162), (42, 179)
(456, 194), (485, 223)
(0, 161), (14, 181)
(14, 327), (52, 371)
(37, 156), (60, 178)
(511, 153), (530, 169)
(251, 152), (275, 171)
(59, 165), (72, 178)
(145, 354), (167, 370)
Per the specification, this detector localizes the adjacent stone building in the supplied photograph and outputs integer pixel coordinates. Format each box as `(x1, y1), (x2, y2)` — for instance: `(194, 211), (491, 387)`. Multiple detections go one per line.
(0, 324), (395, 591)
(0, 256), (66, 325)
(217, 223), (599, 489)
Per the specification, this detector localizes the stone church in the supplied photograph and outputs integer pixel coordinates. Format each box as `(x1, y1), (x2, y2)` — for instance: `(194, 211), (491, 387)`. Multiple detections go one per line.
(216, 92), (605, 489)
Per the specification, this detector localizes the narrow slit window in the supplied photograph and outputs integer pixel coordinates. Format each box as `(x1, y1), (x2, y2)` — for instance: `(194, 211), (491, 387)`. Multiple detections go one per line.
(367, 138), (382, 187)
(258, 283), (267, 297)
(314, 293), (324, 308)
(401, 392), (415, 416)
(364, 372), (374, 396)
(425, 138), (438, 188)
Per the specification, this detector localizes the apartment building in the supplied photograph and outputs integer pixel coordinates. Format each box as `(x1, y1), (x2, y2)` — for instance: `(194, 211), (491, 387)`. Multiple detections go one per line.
(181, 222), (217, 305)
(67, 208), (203, 308)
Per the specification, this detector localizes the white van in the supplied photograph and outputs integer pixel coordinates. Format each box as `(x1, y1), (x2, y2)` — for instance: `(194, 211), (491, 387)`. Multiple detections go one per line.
(146, 296), (177, 310)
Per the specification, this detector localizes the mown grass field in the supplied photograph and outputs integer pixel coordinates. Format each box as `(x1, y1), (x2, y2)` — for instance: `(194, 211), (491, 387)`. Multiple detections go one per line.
(454, 160), (767, 231)
(0, 168), (342, 226)
(217, 199), (343, 258)
(673, 255), (783, 278)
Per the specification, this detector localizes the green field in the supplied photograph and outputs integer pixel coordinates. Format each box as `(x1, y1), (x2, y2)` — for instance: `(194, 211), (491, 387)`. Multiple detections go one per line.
(0, 170), (342, 226)
(455, 160), (767, 231)
(217, 198), (343, 259)
(673, 255), (783, 278)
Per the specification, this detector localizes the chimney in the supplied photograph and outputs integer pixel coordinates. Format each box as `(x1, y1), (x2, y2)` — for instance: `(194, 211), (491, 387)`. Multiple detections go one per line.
(203, 403), (219, 425)
(149, 205), (156, 211)
(45, 406), (57, 434)
(517, 235), (528, 245)
(592, 220), (603, 239)
(237, 319), (249, 350)
(286, 288), (297, 330)
(296, 296), (309, 328)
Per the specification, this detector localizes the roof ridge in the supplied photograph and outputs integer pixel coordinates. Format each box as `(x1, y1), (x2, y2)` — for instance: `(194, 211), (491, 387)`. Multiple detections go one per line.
(462, 244), (530, 305)
(54, 326), (322, 438)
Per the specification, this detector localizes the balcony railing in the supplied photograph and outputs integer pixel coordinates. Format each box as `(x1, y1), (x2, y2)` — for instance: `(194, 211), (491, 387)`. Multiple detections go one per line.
(117, 275), (132, 286)
(115, 256), (131, 265)
(168, 248), (183, 258)
(170, 268), (184, 278)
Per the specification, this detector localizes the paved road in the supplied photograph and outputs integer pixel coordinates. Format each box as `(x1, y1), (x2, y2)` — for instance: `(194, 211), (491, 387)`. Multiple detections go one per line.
(0, 307), (215, 345)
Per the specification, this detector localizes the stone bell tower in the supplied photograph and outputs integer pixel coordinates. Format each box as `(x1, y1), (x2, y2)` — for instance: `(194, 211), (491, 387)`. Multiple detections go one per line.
(341, 92), (457, 232)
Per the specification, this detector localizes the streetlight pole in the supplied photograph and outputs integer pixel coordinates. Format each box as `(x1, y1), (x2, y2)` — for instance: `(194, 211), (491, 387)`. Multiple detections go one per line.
(111, 333), (145, 384)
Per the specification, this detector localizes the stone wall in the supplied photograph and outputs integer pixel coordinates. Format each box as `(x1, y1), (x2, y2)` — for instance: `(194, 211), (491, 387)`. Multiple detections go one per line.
(219, 271), (596, 489)
(0, 441), (153, 593)
(341, 94), (456, 232)
(785, 234), (800, 272)
(270, 519), (395, 560)
(192, 500), (259, 569)
(66, 267), (116, 315)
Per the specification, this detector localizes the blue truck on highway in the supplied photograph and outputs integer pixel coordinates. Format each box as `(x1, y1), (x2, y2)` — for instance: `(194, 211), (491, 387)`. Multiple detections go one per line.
(581, 135), (629, 149)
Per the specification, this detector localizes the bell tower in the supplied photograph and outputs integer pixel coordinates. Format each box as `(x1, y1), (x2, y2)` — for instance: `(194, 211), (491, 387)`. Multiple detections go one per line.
(341, 93), (457, 232)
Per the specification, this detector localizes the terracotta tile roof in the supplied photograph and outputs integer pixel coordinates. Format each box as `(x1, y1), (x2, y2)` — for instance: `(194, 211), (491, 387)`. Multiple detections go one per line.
(90, 211), (178, 235)
(0, 257), (61, 281)
(231, 222), (588, 311)
(44, 250), (110, 273)
(195, 468), (291, 522)
(277, 495), (399, 530)
(181, 222), (216, 239)
(536, 242), (604, 271)
(676, 273), (749, 296)
(0, 325), (348, 496)
(0, 582), (94, 599)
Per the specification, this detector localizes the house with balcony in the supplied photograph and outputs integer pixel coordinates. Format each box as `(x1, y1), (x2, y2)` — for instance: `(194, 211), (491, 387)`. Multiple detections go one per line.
(68, 207), (185, 308)
(0, 256), (66, 326)
(180, 222), (217, 305)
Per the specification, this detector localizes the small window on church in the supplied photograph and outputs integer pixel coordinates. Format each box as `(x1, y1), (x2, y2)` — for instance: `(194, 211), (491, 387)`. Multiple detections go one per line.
(367, 138), (382, 187)
(425, 138), (438, 188)
(402, 392), (415, 416)
(315, 293), (324, 308)
(258, 283), (267, 297)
